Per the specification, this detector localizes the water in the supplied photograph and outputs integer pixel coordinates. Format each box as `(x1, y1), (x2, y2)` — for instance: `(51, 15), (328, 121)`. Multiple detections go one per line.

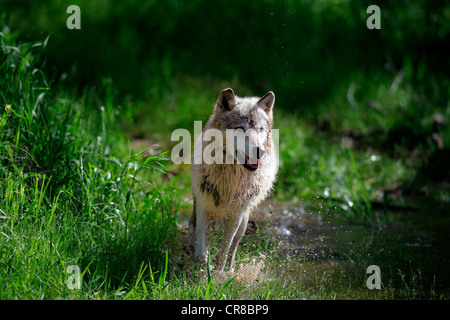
(177, 197), (450, 299)
(250, 200), (344, 262)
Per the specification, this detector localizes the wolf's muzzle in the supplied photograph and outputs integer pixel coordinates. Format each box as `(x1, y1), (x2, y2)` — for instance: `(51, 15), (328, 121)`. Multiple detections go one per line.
(242, 145), (265, 171)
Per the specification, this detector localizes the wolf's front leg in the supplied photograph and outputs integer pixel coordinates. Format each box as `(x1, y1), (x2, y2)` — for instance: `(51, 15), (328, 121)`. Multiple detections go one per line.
(214, 214), (243, 271)
(194, 202), (208, 264)
(227, 211), (249, 272)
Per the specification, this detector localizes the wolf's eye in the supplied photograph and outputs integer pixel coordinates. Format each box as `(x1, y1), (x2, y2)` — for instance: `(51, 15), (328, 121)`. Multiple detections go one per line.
(259, 127), (265, 132)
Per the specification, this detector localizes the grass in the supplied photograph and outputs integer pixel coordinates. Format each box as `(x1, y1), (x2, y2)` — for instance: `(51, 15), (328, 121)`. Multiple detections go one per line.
(1, 25), (450, 300)
(0, 29), (178, 299)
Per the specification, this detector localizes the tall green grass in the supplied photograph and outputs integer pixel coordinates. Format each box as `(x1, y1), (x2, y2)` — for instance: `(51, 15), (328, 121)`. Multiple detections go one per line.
(0, 26), (178, 299)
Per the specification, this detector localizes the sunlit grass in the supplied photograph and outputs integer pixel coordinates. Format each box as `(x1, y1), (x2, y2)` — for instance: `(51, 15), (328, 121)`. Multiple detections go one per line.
(0, 30), (178, 299)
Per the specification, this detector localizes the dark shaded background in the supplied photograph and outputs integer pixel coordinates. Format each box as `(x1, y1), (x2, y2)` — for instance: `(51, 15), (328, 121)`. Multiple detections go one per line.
(2, 0), (448, 110)
(1, 0), (449, 185)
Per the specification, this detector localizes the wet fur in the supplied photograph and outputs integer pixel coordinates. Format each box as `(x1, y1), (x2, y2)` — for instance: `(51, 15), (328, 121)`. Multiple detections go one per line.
(185, 88), (278, 271)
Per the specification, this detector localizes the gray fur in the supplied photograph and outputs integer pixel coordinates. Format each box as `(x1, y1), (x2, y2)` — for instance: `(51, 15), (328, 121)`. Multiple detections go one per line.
(185, 88), (278, 272)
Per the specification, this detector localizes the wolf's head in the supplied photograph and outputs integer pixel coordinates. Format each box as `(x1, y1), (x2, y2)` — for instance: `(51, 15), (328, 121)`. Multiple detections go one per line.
(207, 88), (275, 171)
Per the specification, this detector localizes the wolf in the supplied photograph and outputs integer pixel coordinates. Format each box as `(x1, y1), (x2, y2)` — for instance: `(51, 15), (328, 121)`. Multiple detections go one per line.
(185, 88), (278, 272)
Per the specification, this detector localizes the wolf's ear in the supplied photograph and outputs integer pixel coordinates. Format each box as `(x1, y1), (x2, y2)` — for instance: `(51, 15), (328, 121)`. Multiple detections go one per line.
(216, 88), (237, 112)
(257, 91), (275, 114)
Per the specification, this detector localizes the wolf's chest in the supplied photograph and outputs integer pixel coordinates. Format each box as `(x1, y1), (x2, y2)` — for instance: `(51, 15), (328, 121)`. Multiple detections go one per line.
(199, 167), (263, 210)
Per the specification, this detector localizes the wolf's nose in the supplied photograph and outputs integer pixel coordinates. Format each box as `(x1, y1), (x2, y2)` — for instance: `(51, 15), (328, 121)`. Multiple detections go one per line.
(256, 146), (265, 160)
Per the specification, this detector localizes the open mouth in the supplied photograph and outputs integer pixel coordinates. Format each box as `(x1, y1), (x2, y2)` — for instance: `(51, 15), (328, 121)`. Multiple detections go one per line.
(243, 154), (259, 171)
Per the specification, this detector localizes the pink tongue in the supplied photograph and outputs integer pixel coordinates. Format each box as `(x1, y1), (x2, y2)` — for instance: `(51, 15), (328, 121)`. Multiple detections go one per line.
(244, 155), (259, 169)
(249, 160), (259, 169)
